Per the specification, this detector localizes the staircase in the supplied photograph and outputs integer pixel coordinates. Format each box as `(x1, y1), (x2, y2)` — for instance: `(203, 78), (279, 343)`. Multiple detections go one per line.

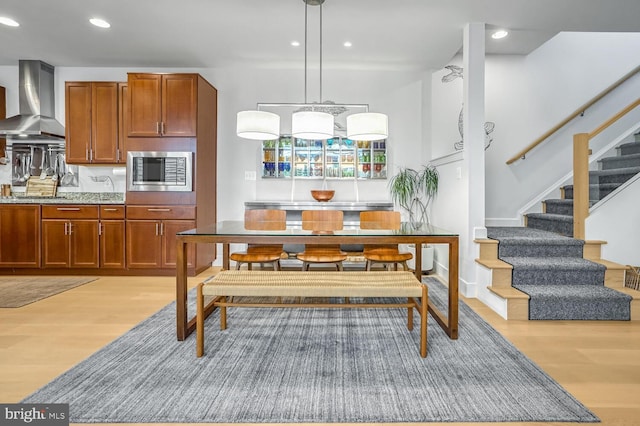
(526, 136), (640, 237)
(476, 137), (640, 320)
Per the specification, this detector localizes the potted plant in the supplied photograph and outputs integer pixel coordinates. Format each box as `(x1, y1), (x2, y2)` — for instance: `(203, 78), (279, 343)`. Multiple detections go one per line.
(388, 164), (439, 272)
(388, 165), (439, 225)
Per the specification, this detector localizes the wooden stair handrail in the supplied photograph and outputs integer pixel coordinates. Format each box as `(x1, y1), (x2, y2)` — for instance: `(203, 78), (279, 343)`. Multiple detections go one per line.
(507, 63), (640, 165)
(589, 97), (640, 139)
(573, 96), (640, 240)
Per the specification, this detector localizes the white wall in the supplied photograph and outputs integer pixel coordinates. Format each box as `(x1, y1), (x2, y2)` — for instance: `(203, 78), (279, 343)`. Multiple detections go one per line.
(211, 65), (428, 221)
(484, 32), (640, 224)
(586, 176), (640, 266)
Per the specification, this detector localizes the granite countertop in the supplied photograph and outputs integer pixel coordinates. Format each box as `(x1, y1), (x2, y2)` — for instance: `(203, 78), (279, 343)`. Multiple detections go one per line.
(0, 192), (125, 205)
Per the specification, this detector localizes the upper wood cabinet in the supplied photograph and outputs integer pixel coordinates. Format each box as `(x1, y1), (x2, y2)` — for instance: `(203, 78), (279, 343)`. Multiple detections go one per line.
(118, 83), (128, 161)
(1, 86), (6, 161)
(65, 81), (121, 164)
(127, 73), (197, 137)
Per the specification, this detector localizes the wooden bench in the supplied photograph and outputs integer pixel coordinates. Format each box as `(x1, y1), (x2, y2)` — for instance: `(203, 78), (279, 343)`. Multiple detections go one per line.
(196, 270), (428, 357)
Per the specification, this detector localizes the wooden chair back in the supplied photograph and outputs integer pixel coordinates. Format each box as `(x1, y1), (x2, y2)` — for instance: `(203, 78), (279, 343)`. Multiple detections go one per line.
(360, 211), (401, 230)
(301, 210), (344, 232)
(244, 209), (287, 230)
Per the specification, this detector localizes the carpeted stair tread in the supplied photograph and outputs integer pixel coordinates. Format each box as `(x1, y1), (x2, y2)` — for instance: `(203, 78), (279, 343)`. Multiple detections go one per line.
(544, 199), (573, 216)
(588, 166), (640, 184)
(525, 213), (572, 223)
(563, 183), (622, 201)
(525, 214), (573, 237)
(512, 284), (632, 320)
(487, 226), (571, 241)
(502, 256), (606, 286)
(487, 226), (582, 257)
(618, 141), (640, 155)
(599, 152), (640, 170)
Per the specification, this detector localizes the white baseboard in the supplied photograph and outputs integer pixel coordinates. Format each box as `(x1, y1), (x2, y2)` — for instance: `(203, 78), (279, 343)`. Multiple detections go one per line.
(485, 217), (523, 227)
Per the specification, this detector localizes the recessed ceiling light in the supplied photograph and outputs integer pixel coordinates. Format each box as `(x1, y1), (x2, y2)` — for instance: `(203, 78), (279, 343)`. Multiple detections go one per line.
(89, 18), (110, 28)
(291, 41), (300, 47)
(0, 16), (19, 27)
(343, 41), (352, 48)
(491, 30), (509, 39)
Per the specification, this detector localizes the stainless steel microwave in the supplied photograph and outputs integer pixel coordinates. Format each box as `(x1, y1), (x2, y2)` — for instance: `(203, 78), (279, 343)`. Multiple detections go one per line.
(127, 151), (193, 192)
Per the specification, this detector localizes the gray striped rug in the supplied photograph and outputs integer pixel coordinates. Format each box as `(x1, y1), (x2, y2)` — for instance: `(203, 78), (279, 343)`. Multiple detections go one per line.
(22, 278), (598, 423)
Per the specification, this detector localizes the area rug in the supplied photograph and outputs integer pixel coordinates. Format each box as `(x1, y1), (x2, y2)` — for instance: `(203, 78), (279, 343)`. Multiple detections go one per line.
(22, 278), (599, 423)
(0, 276), (98, 308)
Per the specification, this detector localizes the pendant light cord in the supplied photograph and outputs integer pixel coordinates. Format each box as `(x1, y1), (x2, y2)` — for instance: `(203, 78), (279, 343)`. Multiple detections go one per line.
(304, 1), (308, 104)
(319, 3), (323, 103)
(303, 0), (324, 107)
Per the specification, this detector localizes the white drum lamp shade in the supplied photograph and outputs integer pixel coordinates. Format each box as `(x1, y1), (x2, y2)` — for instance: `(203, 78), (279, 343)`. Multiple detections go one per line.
(346, 112), (389, 141)
(291, 111), (334, 140)
(236, 111), (280, 140)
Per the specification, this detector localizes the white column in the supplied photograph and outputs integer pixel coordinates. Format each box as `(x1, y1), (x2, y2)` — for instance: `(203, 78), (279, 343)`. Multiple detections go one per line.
(462, 22), (486, 294)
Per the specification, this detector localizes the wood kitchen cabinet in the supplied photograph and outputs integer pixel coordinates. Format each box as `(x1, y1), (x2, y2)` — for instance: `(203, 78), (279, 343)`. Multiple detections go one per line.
(117, 83), (128, 162)
(0, 205), (41, 268)
(99, 205), (126, 269)
(127, 73), (197, 137)
(41, 205), (99, 268)
(126, 205), (195, 269)
(65, 81), (122, 164)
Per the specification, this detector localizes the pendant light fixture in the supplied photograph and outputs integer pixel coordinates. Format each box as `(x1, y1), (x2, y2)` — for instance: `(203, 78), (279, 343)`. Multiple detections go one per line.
(347, 112), (389, 141)
(236, 110), (280, 140)
(236, 0), (388, 142)
(290, 0), (334, 140)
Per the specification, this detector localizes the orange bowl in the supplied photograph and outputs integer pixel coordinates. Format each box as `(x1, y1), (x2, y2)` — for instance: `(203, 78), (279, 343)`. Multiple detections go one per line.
(311, 190), (335, 202)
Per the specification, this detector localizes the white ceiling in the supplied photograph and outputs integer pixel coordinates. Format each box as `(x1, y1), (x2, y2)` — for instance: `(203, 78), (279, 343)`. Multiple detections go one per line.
(1, 0), (640, 71)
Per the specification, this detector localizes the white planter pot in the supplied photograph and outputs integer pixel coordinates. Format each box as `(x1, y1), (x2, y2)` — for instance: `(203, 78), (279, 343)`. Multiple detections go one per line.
(403, 244), (434, 272)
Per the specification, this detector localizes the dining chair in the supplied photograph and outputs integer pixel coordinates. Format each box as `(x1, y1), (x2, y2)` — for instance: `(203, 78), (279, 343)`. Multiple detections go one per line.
(296, 210), (347, 271)
(359, 211), (413, 271)
(229, 209), (287, 270)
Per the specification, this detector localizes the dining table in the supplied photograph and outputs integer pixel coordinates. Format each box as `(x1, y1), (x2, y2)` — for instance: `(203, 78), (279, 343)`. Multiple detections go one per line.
(175, 220), (459, 341)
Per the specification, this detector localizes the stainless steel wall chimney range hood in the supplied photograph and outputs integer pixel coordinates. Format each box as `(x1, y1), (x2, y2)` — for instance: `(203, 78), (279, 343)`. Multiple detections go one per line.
(0, 60), (65, 141)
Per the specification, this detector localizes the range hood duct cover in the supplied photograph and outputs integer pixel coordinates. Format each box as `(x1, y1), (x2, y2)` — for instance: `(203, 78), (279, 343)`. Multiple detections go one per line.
(0, 60), (65, 140)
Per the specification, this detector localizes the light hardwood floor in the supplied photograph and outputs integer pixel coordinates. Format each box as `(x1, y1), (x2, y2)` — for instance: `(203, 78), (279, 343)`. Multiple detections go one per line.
(1, 269), (639, 426)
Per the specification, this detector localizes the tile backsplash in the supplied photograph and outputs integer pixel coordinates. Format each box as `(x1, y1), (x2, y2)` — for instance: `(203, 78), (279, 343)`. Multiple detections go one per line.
(0, 163), (126, 194)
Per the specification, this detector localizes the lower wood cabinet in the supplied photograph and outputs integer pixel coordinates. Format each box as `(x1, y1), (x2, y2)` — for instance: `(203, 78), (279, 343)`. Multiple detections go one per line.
(42, 206), (100, 268)
(0, 202), (197, 273)
(41, 204), (126, 269)
(0, 204), (41, 268)
(99, 205), (126, 269)
(126, 205), (196, 269)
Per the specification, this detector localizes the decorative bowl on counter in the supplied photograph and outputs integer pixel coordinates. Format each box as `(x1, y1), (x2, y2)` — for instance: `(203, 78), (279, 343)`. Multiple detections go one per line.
(311, 190), (335, 202)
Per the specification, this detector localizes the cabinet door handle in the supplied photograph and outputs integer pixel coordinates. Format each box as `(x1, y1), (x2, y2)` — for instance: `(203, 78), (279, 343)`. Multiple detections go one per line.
(156, 122), (160, 134)
(64, 222), (68, 235)
(89, 148), (93, 162)
(147, 208), (171, 212)
(155, 222), (159, 236)
(103, 208), (118, 212)
(86, 147), (89, 161)
(161, 122), (165, 135)
(98, 223), (103, 236)
(57, 207), (81, 211)
(68, 222), (73, 235)
(116, 148), (120, 162)
(160, 222), (164, 236)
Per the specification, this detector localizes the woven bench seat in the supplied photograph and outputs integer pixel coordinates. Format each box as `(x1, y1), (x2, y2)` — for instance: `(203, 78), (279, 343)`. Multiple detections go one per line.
(200, 270), (424, 298)
(196, 270), (428, 358)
